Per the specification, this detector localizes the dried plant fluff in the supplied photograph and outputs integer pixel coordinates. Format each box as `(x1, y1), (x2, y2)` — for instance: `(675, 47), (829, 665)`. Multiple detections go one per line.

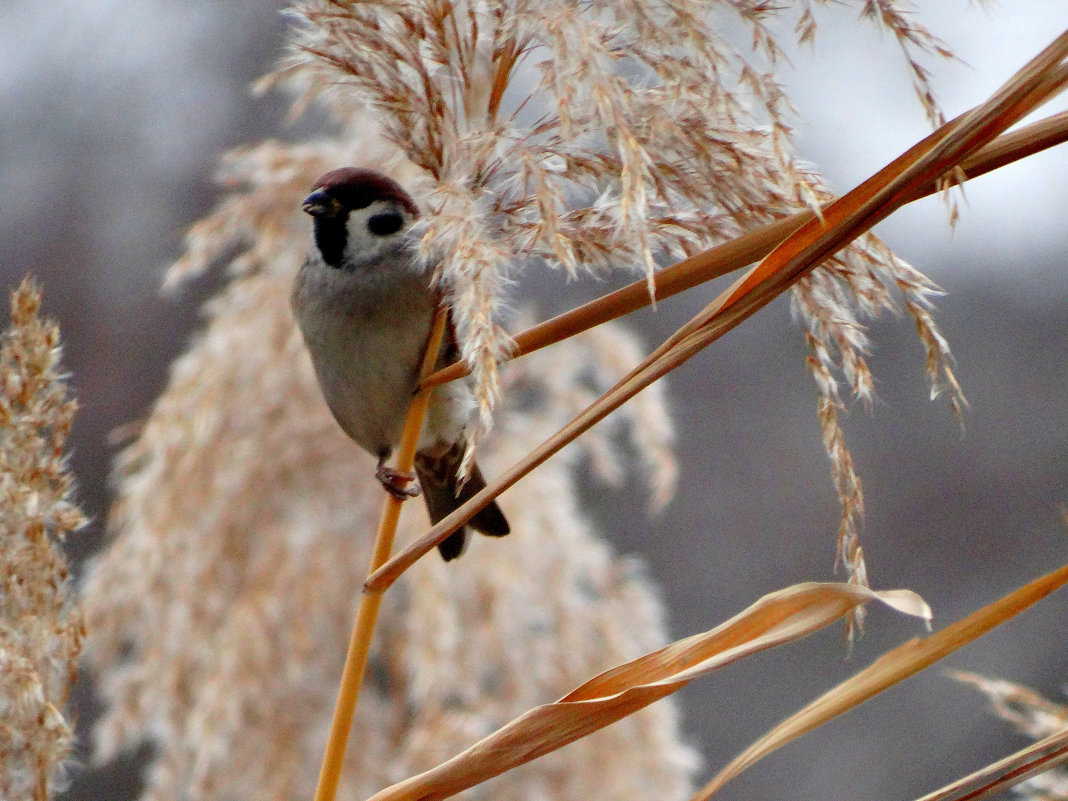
(952, 671), (1068, 801)
(83, 1), (970, 794)
(268, 0), (965, 589)
(0, 278), (86, 801)
(81, 141), (693, 800)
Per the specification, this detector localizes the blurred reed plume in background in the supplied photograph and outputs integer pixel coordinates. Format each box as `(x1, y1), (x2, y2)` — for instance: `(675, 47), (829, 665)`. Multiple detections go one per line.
(82, 143), (691, 799)
(0, 279), (85, 801)
(73, 1), (974, 799)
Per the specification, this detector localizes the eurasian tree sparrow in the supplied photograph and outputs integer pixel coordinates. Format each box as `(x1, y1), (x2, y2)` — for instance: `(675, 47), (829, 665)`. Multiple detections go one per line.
(291, 167), (509, 560)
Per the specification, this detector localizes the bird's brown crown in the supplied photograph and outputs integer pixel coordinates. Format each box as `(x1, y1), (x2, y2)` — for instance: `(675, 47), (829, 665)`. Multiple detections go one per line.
(311, 168), (420, 217)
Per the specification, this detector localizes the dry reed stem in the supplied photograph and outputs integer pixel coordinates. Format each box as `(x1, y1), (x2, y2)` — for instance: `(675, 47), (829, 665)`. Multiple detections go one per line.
(949, 669), (1068, 799)
(909, 728), (1068, 801)
(692, 559), (1068, 801)
(313, 306), (448, 801)
(366, 582), (931, 801)
(420, 110), (1068, 392)
(366, 34), (1068, 593)
(280, 0), (963, 471)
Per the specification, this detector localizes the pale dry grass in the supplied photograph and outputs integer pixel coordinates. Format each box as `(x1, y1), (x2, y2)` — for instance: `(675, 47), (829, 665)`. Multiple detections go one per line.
(60, 3), (1068, 801)
(0, 278), (85, 801)
(81, 259), (692, 799)
(269, 2), (965, 586)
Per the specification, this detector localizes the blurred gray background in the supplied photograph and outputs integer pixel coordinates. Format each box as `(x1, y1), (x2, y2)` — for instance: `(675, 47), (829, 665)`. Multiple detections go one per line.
(1, 2), (1065, 799)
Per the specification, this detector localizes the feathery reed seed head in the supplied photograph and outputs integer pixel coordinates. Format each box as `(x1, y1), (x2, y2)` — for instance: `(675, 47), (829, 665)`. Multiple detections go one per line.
(272, 1), (963, 586)
(0, 278), (85, 801)
(84, 1), (971, 794)
(82, 145), (693, 798)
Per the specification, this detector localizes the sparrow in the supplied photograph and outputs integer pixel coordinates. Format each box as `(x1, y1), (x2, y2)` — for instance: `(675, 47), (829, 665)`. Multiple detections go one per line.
(291, 167), (510, 560)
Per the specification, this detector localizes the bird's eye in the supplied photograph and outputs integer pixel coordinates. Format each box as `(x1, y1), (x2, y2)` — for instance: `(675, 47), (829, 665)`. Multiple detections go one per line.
(367, 212), (405, 236)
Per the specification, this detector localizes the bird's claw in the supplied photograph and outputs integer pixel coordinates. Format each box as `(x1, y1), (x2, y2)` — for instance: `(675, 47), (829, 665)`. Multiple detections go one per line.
(376, 464), (421, 500)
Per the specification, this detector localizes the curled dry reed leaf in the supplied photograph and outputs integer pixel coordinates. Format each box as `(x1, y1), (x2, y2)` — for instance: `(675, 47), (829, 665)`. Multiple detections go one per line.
(368, 582), (931, 801)
(695, 560), (1068, 801)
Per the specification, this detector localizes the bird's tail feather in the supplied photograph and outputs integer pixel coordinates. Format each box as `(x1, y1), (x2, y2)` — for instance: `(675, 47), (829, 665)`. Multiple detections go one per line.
(415, 448), (510, 561)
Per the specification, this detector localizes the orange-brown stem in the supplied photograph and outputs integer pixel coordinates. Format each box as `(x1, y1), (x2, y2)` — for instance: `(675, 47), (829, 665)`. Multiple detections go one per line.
(487, 37), (519, 124)
(369, 38), (1068, 592)
(312, 306), (448, 801)
(419, 111), (1068, 392)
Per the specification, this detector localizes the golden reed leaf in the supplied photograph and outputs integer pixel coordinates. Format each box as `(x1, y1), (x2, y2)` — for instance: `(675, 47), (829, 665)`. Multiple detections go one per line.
(366, 583), (930, 801)
(366, 32), (1068, 594)
(693, 560), (1068, 801)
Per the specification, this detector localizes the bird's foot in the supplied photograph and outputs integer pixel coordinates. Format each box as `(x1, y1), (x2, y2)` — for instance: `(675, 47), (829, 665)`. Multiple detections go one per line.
(376, 464), (421, 500)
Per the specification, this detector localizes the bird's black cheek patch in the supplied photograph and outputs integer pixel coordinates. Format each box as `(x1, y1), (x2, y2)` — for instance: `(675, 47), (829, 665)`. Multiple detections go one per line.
(368, 212), (404, 237)
(314, 215), (349, 269)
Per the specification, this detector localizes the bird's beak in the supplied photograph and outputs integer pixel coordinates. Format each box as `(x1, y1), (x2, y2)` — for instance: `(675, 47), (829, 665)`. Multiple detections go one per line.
(302, 189), (334, 217)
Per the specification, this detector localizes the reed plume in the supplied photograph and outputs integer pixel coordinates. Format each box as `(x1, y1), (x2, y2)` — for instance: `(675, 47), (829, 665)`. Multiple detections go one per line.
(0, 278), (85, 801)
(268, 0), (964, 587)
(80, 2), (983, 798)
(82, 140), (694, 799)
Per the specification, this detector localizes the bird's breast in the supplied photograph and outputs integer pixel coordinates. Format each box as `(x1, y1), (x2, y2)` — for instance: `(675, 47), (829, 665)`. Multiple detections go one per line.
(292, 257), (438, 455)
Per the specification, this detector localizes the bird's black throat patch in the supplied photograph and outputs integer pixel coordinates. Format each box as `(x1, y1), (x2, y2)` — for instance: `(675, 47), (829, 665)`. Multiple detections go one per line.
(313, 214), (349, 270)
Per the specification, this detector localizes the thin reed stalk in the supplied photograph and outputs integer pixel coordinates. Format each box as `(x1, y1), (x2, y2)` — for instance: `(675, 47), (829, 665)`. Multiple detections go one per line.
(909, 728), (1068, 801)
(313, 306), (448, 801)
(420, 110), (1068, 392)
(367, 34), (1068, 592)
